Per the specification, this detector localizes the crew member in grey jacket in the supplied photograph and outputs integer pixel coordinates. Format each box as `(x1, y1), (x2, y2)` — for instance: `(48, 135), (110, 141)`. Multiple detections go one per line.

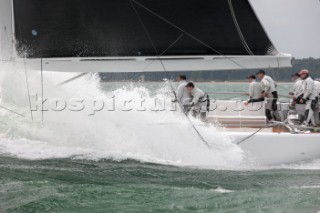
(256, 70), (281, 121)
(172, 75), (192, 112)
(185, 82), (210, 122)
(244, 75), (264, 106)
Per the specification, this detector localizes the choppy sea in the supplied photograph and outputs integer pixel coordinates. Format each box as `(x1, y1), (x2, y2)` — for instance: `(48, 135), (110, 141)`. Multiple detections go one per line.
(0, 69), (319, 212)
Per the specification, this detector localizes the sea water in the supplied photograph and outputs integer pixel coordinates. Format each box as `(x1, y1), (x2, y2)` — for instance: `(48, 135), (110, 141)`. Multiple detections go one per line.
(0, 66), (319, 212)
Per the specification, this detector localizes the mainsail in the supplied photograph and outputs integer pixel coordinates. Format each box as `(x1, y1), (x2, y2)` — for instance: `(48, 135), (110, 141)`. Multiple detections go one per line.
(1, 0), (292, 72)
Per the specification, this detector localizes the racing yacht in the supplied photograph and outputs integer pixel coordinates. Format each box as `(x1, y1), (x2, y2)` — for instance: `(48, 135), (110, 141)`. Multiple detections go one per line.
(1, 0), (319, 165)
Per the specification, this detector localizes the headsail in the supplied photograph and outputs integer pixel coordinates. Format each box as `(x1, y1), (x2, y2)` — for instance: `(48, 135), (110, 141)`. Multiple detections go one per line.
(3, 0), (292, 72)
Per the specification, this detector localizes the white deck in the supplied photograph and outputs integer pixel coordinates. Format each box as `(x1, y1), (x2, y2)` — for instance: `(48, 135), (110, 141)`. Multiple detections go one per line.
(208, 100), (267, 127)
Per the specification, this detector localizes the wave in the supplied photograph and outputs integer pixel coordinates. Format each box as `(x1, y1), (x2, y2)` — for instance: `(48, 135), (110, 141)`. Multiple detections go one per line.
(1, 62), (320, 170)
(0, 62), (245, 169)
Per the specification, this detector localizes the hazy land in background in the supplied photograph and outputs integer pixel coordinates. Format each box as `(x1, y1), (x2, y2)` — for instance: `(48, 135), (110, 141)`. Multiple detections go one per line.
(100, 58), (320, 82)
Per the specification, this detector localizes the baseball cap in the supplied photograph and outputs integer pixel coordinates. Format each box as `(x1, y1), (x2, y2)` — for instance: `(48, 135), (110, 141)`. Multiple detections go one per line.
(256, 70), (265, 75)
(291, 73), (300, 78)
(246, 75), (256, 79)
(185, 82), (195, 88)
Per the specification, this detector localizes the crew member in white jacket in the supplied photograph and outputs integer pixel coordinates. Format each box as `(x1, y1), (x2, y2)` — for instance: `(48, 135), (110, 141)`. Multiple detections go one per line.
(244, 75), (264, 106)
(289, 73), (303, 102)
(256, 70), (281, 121)
(172, 75), (192, 112)
(314, 79), (320, 99)
(185, 82), (210, 122)
(298, 69), (318, 127)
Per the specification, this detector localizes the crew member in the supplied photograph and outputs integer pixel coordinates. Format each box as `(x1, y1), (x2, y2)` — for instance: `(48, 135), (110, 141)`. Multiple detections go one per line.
(289, 73), (304, 106)
(298, 69), (318, 127)
(256, 70), (281, 121)
(172, 75), (192, 112)
(244, 75), (264, 106)
(314, 78), (320, 124)
(314, 79), (320, 99)
(185, 82), (210, 122)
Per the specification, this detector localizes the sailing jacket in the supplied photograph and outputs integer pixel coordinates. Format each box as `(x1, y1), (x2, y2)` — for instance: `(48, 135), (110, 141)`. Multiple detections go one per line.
(190, 87), (206, 105)
(249, 80), (263, 99)
(260, 75), (277, 94)
(176, 80), (192, 105)
(302, 77), (316, 100)
(314, 81), (320, 97)
(293, 78), (304, 97)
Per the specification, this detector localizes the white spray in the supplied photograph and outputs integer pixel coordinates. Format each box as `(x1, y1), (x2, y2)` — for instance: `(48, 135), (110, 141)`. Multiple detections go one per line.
(0, 61), (245, 169)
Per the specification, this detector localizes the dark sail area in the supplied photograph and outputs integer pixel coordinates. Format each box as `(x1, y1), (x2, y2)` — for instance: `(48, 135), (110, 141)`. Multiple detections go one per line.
(13, 0), (278, 58)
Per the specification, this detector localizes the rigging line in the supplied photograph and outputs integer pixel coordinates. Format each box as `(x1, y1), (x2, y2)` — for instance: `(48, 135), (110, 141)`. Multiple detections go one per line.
(0, 120), (8, 126)
(56, 73), (88, 86)
(23, 57), (34, 121)
(236, 127), (263, 145)
(268, 64), (281, 92)
(38, 1), (45, 124)
(131, 0), (248, 70)
(130, 0), (181, 81)
(3, 26), (13, 57)
(160, 34), (185, 56)
(130, 0), (210, 147)
(272, 57), (288, 92)
(142, 33), (185, 72)
(0, 105), (24, 117)
(130, 0), (159, 55)
(39, 0), (44, 123)
(10, 0), (17, 56)
(227, 0), (254, 55)
(277, 57), (280, 71)
(40, 57), (44, 123)
(129, 0), (176, 93)
(228, 0), (253, 55)
(236, 121), (320, 145)
(267, 65), (287, 94)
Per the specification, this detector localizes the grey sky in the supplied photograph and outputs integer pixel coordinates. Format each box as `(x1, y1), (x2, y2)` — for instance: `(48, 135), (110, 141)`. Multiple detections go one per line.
(250, 0), (320, 58)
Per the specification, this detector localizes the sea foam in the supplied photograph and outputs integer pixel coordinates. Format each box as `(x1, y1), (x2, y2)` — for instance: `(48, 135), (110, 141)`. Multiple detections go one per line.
(0, 61), (245, 169)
